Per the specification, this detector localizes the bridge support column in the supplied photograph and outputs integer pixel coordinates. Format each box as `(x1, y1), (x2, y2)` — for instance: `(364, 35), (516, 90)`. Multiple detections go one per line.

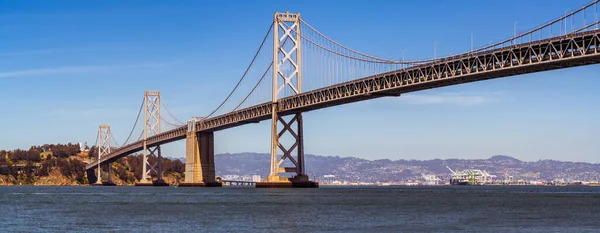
(91, 125), (115, 186)
(257, 112), (317, 188)
(136, 144), (167, 186)
(180, 119), (221, 187)
(87, 169), (97, 184)
(257, 11), (317, 188)
(90, 164), (116, 186)
(136, 91), (168, 186)
(95, 165), (102, 185)
(85, 169), (98, 185)
(106, 163), (112, 184)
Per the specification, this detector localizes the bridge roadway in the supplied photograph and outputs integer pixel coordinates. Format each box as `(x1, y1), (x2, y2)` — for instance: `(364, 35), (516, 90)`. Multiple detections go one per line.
(86, 29), (600, 170)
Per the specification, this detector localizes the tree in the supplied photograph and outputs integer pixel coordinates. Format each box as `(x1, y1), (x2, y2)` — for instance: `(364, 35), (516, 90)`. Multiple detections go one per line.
(126, 155), (143, 181)
(50, 143), (80, 158)
(88, 146), (97, 160)
(24, 162), (36, 184)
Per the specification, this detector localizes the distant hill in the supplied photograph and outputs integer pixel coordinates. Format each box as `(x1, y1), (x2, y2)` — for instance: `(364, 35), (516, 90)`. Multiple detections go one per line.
(215, 153), (600, 182)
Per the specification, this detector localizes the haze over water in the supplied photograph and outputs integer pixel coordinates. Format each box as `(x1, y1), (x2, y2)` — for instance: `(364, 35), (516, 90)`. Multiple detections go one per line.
(1, 186), (599, 232)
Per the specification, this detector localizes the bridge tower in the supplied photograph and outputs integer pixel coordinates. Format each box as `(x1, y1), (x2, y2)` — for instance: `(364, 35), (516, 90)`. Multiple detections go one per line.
(138, 90), (166, 185)
(93, 124), (113, 185)
(257, 11), (316, 188)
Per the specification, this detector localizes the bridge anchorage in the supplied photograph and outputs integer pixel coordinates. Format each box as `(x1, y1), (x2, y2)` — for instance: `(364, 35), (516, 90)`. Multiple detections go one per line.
(85, 1), (600, 188)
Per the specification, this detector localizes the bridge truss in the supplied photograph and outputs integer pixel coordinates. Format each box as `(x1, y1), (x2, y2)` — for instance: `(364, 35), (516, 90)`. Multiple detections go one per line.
(86, 1), (600, 187)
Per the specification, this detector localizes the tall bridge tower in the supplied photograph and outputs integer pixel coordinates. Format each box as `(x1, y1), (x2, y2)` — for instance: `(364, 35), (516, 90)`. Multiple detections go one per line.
(261, 11), (316, 187)
(94, 124), (112, 185)
(140, 90), (165, 184)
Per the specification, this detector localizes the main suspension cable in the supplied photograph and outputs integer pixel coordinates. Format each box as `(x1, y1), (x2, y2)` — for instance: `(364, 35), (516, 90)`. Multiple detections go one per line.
(121, 98), (145, 146)
(162, 118), (183, 128)
(300, 19), (430, 64)
(206, 21), (274, 118)
(470, 0), (599, 53)
(573, 20), (600, 33)
(109, 131), (122, 148)
(160, 99), (185, 125)
(301, 0), (599, 64)
(233, 62), (273, 111)
(92, 131), (100, 161)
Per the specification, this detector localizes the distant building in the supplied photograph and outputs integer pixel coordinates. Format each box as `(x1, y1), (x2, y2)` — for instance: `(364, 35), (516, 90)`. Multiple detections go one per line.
(79, 142), (89, 152)
(252, 175), (262, 182)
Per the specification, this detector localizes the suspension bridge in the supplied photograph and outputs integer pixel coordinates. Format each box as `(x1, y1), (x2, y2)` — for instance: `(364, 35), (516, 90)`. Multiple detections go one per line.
(86, 1), (600, 187)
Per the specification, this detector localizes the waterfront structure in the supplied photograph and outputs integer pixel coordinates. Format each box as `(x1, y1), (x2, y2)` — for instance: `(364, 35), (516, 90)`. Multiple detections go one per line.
(86, 2), (600, 188)
(421, 174), (442, 185)
(447, 166), (495, 185)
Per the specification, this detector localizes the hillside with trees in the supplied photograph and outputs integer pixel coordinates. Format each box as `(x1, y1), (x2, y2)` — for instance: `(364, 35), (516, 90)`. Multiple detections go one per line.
(0, 143), (184, 185)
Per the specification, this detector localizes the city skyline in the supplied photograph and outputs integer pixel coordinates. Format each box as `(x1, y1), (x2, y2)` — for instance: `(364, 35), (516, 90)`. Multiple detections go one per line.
(0, 0), (598, 162)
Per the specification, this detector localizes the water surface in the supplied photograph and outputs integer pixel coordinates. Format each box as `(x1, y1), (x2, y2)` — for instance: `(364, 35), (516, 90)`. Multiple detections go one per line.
(1, 186), (599, 232)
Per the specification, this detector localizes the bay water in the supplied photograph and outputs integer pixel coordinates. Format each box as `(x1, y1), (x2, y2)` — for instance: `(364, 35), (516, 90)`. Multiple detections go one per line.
(1, 185), (599, 232)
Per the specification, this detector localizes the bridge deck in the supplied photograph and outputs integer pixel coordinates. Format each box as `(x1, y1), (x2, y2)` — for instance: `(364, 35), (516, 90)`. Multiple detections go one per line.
(87, 29), (600, 170)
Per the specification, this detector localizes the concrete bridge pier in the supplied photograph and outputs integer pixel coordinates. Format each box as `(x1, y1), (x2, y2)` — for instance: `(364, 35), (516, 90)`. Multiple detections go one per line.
(179, 125), (222, 187)
(86, 169), (97, 184)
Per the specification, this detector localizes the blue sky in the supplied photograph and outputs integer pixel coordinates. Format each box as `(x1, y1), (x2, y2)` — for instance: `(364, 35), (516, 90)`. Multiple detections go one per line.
(0, 0), (598, 162)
